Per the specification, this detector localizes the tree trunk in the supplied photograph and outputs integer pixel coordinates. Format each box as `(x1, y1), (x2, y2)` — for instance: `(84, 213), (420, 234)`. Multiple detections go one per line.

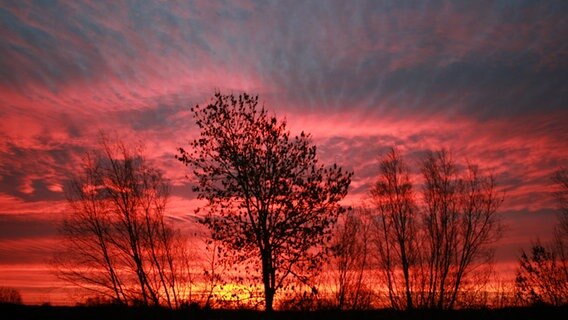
(261, 250), (275, 312)
(265, 285), (274, 312)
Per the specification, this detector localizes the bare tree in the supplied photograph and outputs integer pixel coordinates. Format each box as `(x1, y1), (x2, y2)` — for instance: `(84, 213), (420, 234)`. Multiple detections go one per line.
(330, 208), (372, 310)
(370, 148), (420, 310)
(369, 149), (502, 310)
(553, 167), (568, 299)
(55, 137), (191, 308)
(421, 150), (502, 309)
(176, 92), (352, 311)
(515, 242), (568, 306)
(515, 168), (568, 306)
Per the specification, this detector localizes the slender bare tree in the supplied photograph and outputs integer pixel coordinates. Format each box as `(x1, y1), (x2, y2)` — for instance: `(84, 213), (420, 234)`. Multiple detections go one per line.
(55, 137), (191, 308)
(370, 148), (420, 310)
(330, 208), (372, 310)
(421, 150), (502, 309)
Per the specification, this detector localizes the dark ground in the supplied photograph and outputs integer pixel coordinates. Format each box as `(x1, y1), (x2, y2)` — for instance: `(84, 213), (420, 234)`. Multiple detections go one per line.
(1, 304), (567, 320)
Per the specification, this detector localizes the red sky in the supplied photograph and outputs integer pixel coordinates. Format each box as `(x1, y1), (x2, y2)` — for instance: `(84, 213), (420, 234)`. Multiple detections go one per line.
(0, 0), (567, 305)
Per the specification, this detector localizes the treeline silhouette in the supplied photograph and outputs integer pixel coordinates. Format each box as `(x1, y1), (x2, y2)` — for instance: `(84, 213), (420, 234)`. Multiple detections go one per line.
(49, 92), (567, 312)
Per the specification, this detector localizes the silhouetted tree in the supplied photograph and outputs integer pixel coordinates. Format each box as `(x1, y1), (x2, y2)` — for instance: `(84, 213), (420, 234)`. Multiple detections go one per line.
(0, 287), (22, 304)
(515, 168), (568, 306)
(330, 208), (372, 310)
(422, 150), (503, 309)
(421, 150), (502, 309)
(370, 148), (419, 310)
(55, 136), (191, 308)
(369, 149), (502, 310)
(515, 242), (568, 306)
(176, 92), (352, 311)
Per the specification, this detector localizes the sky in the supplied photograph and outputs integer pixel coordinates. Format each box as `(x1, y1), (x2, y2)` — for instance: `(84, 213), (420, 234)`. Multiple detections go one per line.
(0, 0), (567, 305)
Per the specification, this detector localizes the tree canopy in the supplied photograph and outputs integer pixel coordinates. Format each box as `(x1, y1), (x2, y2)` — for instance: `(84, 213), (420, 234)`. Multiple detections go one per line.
(177, 92), (352, 311)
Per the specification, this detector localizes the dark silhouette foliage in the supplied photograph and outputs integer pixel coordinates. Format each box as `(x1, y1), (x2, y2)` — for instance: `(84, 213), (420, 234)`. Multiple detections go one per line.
(176, 92), (352, 311)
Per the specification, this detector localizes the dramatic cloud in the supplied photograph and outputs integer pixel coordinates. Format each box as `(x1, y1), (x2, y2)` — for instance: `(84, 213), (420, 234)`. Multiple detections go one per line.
(0, 0), (566, 304)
